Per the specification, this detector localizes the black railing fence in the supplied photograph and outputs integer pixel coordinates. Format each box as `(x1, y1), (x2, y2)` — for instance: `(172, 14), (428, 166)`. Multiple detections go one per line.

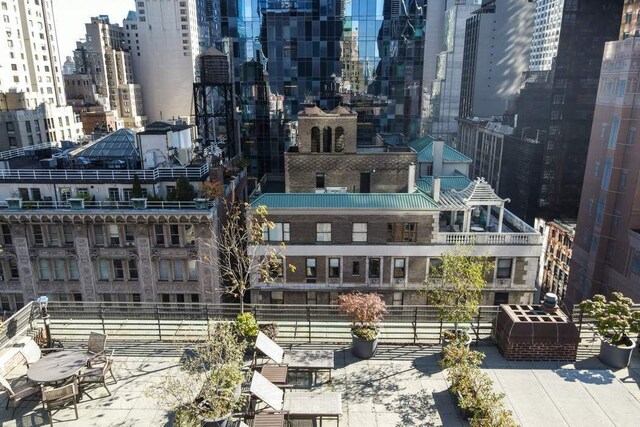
(1, 302), (638, 348)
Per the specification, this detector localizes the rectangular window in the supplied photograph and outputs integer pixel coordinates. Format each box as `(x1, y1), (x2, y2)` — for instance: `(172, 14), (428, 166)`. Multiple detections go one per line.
(393, 258), (406, 278)
(497, 259), (513, 279)
(124, 225), (135, 244)
(129, 260), (138, 280)
(108, 188), (120, 201)
(109, 225), (120, 246)
(155, 225), (165, 245)
(93, 225), (105, 246)
(32, 225), (44, 246)
(329, 258), (340, 278)
(173, 260), (184, 280)
(352, 223), (367, 242)
(315, 172), (325, 189)
(184, 225), (195, 246)
(305, 258), (317, 278)
(369, 258), (381, 278)
(601, 158), (612, 190)
(68, 259), (79, 280)
(1, 225), (12, 245)
(631, 252), (640, 276)
(429, 258), (443, 278)
(158, 260), (169, 281)
(316, 223), (331, 242)
(39, 259), (50, 280)
(53, 259), (65, 280)
(113, 260), (124, 280)
(387, 223), (417, 242)
(47, 226), (59, 246)
(98, 259), (110, 280)
(188, 260), (198, 280)
(263, 223), (290, 242)
(608, 116), (620, 149)
(31, 188), (41, 201)
(269, 258), (283, 279)
(169, 225), (180, 245)
(352, 261), (360, 276)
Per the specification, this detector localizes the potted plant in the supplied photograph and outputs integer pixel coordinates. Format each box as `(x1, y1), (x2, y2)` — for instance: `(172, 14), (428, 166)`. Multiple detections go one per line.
(5, 198), (22, 209)
(423, 246), (491, 349)
(68, 198), (85, 210)
(154, 322), (247, 427)
(131, 198), (147, 210)
(579, 292), (640, 368)
(337, 292), (387, 359)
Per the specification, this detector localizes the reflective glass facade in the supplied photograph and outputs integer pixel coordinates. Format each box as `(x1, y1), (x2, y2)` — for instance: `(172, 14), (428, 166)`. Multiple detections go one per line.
(213, 0), (427, 175)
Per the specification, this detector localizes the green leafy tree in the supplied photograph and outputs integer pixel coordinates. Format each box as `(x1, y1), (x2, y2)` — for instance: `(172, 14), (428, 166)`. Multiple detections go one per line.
(132, 174), (143, 198)
(423, 245), (491, 339)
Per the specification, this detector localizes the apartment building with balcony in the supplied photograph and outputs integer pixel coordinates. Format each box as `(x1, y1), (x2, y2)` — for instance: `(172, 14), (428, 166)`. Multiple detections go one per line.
(0, 128), (247, 312)
(250, 106), (541, 307)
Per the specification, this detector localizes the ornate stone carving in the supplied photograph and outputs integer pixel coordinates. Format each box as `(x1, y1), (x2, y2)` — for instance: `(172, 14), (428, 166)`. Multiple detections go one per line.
(188, 249), (199, 260)
(128, 248), (138, 259)
(90, 249), (100, 260)
(28, 249), (39, 261)
(150, 249), (161, 259)
(65, 250), (77, 260)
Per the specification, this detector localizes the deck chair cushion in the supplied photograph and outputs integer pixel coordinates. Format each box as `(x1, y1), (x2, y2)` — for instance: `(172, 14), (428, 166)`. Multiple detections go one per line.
(256, 332), (284, 364)
(250, 371), (284, 411)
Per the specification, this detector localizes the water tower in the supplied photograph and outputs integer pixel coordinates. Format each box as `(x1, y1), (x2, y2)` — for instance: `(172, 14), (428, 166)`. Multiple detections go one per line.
(193, 47), (237, 162)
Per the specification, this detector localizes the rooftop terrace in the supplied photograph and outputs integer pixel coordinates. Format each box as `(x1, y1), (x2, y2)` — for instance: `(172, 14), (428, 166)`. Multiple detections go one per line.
(1, 302), (639, 426)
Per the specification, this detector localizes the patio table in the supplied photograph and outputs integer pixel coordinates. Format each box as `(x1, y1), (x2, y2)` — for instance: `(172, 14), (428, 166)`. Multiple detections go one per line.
(27, 350), (88, 384)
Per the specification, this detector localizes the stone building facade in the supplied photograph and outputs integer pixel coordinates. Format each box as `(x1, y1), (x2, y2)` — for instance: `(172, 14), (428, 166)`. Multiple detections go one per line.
(0, 207), (220, 312)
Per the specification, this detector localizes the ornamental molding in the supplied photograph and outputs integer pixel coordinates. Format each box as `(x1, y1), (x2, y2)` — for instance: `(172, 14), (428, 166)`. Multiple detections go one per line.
(0, 212), (212, 225)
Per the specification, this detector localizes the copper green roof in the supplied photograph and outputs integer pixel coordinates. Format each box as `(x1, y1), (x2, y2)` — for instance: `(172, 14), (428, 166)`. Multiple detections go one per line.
(251, 193), (438, 210)
(408, 136), (472, 163)
(415, 176), (472, 194)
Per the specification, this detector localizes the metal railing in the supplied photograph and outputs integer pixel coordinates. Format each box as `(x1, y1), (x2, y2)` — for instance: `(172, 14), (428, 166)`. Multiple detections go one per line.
(570, 304), (640, 341)
(0, 302), (39, 349)
(0, 164), (209, 182)
(0, 199), (216, 211)
(37, 302), (500, 345)
(0, 143), (53, 160)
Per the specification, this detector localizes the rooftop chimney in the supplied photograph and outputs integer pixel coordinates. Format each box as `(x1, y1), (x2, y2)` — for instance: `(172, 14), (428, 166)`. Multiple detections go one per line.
(433, 139), (444, 177)
(408, 163), (416, 193)
(432, 176), (441, 203)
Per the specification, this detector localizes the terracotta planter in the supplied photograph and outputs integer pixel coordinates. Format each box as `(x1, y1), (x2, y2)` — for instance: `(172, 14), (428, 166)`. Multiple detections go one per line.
(599, 337), (636, 369)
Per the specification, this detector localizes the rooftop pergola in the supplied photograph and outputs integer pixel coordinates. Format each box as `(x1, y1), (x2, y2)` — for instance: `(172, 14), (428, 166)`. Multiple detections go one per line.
(438, 177), (511, 233)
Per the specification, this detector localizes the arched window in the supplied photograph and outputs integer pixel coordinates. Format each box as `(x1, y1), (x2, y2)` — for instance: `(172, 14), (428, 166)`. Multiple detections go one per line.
(311, 127), (320, 152)
(322, 127), (332, 152)
(334, 127), (345, 152)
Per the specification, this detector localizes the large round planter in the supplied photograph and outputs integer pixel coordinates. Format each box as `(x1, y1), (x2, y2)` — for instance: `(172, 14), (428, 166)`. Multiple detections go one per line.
(442, 329), (473, 350)
(352, 333), (379, 359)
(598, 338), (636, 369)
(201, 413), (231, 427)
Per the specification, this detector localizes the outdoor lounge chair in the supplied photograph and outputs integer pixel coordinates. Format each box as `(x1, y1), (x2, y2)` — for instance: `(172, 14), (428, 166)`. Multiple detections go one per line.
(85, 332), (108, 365)
(254, 332), (334, 381)
(249, 371), (341, 426)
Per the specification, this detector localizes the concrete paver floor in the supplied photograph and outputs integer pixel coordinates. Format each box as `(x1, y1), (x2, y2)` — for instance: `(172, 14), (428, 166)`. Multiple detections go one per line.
(1, 342), (639, 426)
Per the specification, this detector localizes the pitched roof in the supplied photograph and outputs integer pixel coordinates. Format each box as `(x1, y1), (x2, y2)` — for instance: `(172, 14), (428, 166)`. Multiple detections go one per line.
(251, 193), (438, 210)
(329, 105), (356, 115)
(70, 128), (138, 159)
(437, 177), (509, 209)
(299, 105), (327, 116)
(408, 136), (472, 163)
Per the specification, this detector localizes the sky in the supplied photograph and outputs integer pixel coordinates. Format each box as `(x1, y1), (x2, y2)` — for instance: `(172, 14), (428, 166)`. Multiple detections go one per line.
(52, 0), (134, 60)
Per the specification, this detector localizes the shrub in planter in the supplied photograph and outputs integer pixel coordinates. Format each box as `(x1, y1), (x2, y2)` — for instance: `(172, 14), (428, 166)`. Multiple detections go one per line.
(337, 292), (387, 358)
(236, 312), (259, 338)
(154, 322), (248, 426)
(579, 292), (640, 368)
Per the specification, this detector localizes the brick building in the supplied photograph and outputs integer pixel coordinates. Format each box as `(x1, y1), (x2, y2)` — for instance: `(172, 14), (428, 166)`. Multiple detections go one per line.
(538, 219), (576, 301)
(251, 106), (541, 306)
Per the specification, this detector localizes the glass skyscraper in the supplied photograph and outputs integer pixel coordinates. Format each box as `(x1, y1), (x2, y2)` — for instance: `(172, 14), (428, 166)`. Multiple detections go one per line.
(210, 0), (427, 176)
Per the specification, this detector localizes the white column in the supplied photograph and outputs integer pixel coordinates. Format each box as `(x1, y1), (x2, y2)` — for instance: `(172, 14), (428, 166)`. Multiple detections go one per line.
(486, 205), (491, 229)
(498, 206), (504, 233)
(463, 210), (471, 232)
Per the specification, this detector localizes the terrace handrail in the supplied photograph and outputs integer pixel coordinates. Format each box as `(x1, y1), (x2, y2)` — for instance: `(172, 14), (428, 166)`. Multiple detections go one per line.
(0, 163), (209, 183)
(0, 302), (39, 349)
(437, 232), (542, 245)
(0, 199), (216, 210)
(0, 142), (53, 160)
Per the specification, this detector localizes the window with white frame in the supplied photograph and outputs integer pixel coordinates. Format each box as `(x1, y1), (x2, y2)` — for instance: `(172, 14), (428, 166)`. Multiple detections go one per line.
(38, 258), (78, 281)
(269, 257), (284, 279)
(98, 258), (137, 281)
(305, 258), (317, 278)
(158, 259), (197, 282)
(263, 222), (290, 242)
(352, 223), (367, 242)
(496, 259), (513, 279)
(328, 258), (340, 278)
(316, 223), (331, 242)
(429, 258), (443, 278)
(369, 258), (381, 278)
(393, 258), (406, 278)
